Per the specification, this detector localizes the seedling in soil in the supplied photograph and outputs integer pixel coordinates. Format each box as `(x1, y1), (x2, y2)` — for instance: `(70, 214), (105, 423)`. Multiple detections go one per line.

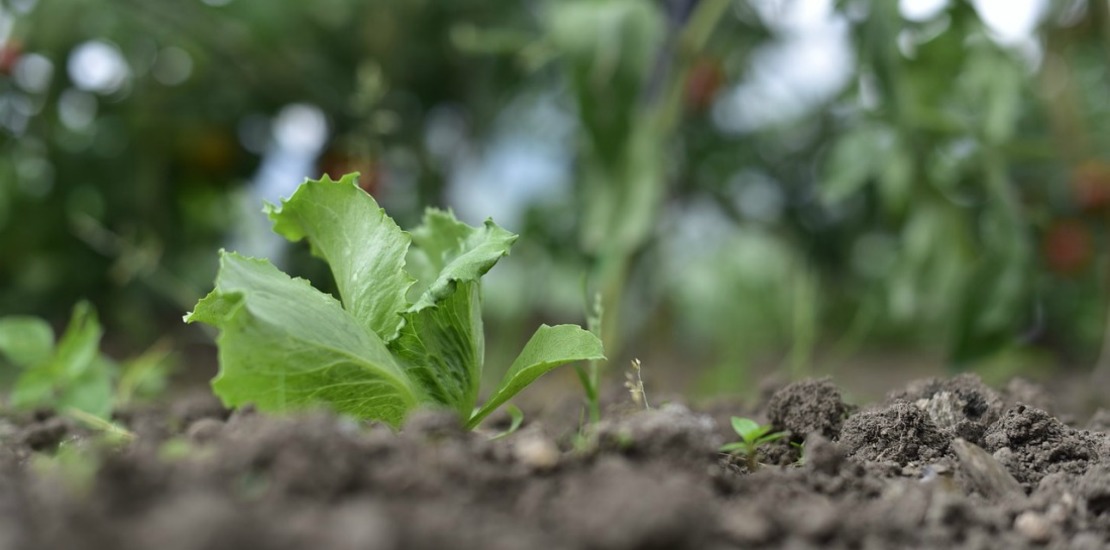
(720, 416), (788, 472)
(790, 441), (805, 468)
(0, 302), (172, 420)
(186, 173), (605, 428)
(0, 302), (112, 418)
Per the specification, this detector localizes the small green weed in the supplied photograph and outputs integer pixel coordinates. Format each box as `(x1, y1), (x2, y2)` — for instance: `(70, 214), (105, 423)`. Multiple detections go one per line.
(720, 416), (788, 472)
(790, 441), (806, 467)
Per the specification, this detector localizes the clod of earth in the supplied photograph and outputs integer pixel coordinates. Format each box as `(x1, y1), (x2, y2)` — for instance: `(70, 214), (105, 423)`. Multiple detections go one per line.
(766, 377), (850, 440)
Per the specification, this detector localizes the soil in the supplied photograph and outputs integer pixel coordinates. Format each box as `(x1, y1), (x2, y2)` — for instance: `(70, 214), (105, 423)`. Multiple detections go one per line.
(0, 374), (1108, 550)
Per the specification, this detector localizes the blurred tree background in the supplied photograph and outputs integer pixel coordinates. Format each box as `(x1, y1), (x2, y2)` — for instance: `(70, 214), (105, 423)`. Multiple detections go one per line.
(2, 0), (1109, 394)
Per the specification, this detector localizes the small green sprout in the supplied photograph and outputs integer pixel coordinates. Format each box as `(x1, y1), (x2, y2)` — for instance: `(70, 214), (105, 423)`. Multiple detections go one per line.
(720, 416), (788, 472)
(790, 441), (806, 468)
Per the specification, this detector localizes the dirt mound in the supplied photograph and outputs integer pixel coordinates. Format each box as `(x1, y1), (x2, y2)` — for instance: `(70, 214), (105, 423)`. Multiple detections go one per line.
(839, 401), (951, 467)
(0, 375), (1107, 549)
(889, 373), (1006, 443)
(983, 404), (1107, 487)
(765, 377), (850, 440)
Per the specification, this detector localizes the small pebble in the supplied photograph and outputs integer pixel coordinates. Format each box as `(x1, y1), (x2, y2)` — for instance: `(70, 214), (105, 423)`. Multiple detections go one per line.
(513, 434), (560, 470)
(1014, 511), (1051, 543)
(1046, 493), (1076, 524)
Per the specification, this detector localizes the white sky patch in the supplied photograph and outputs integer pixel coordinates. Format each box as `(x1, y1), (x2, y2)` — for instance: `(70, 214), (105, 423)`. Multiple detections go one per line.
(233, 103), (330, 262)
(714, 0), (853, 133)
(445, 93), (572, 230)
(971, 0), (1048, 44)
(272, 103), (328, 156)
(68, 40), (129, 94)
(448, 139), (568, 229)
(749, 0), (835, 32)
(900, 0), (949, 22)
(716, 0), (1052, 133)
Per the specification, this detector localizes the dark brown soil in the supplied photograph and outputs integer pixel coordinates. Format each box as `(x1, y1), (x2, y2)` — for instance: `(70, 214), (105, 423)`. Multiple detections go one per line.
(0, 375), (1108, 549)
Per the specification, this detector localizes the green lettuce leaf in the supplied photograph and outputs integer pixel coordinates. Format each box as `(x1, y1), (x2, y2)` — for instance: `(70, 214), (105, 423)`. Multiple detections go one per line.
(467, 324), (605, 428)
(390, 281), (483, 417)
(389, 209), (517, 416)
(185, 251), (420, 426)
(0, 316), (55, 368)
(266, 173), (413, 343)
(405, 209), (518, 310)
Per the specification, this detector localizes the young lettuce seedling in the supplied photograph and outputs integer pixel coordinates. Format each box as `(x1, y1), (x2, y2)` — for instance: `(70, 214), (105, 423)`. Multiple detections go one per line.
(0, 302), (113, 418)
(0, 302), (170, 421)
(186, 173), (605, 428)
(720, 416), (788, 472)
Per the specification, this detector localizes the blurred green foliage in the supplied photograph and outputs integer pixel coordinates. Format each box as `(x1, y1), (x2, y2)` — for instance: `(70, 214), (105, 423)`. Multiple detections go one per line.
(0, 301), (172, 417)
(3, 0), (1110, 386)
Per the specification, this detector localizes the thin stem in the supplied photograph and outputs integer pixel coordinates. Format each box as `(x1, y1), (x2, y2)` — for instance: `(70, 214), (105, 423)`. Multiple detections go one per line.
(574, 363), (601, 425)
(746, 449), (759, 473)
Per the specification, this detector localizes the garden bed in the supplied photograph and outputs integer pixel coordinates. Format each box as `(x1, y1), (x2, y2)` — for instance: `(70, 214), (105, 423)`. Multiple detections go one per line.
(1, 374), (1108, 550)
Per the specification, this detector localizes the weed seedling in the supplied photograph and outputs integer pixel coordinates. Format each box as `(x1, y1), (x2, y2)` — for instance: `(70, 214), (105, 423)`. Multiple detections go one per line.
(0, 302), (173, 420)
(790, 441), (806, 468)
(720, 417), (788, 472)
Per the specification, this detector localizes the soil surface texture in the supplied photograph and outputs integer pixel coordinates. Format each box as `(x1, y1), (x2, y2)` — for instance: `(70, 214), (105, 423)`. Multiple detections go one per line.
(0, 374), (1108, 550)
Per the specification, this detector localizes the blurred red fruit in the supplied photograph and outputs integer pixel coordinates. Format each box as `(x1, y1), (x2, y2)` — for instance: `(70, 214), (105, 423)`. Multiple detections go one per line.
(685, 57), (724, 112)
(1042, 219), (1092, 275)
(0, 41), (23, 75)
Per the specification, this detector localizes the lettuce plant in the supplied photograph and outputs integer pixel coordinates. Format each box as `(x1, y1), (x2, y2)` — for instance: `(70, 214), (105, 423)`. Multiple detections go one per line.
(186, 173), (604, 428)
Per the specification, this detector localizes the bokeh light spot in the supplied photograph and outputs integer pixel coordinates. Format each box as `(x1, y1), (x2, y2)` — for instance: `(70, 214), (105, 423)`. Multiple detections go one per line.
(67, 40), (130, 94)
